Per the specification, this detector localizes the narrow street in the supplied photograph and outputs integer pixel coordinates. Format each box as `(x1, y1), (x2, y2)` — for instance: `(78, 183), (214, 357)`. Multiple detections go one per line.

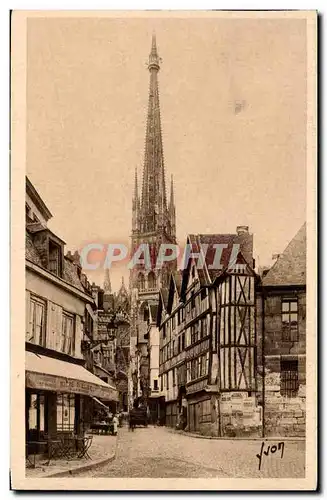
(73, 426), (305, 478)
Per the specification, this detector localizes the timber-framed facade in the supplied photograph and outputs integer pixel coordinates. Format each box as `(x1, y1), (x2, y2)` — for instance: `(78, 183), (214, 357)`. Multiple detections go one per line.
(158, 228), (263, 438)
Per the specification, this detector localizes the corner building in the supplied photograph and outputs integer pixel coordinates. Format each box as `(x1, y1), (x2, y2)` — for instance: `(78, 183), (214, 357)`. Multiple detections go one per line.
(158, 228), (263, 438)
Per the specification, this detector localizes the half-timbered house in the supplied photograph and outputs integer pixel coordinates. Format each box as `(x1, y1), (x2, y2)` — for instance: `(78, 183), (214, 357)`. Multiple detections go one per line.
(158, 227), (262, 437)
(157, 273), (186, 428)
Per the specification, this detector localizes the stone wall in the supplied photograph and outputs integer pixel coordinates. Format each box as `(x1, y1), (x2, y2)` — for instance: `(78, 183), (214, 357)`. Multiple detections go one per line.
(260, 289), (306, 437)
(264, 360), (306, 437)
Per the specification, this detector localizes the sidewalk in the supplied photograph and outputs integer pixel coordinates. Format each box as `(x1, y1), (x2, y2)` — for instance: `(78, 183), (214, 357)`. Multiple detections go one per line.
(25, 434), (117, 478)
(169, 428), (305, 442)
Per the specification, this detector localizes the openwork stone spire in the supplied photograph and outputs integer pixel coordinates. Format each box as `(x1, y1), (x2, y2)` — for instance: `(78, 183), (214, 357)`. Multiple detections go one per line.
(140, 34), (168, 234)
(130, 34), (177, 295)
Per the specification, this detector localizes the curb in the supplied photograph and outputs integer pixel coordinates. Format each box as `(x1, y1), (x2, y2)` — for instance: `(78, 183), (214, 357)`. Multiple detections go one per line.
(169, 429), (305, 442)
(45, 452), (116, 478)
(44, 436), (118, 478)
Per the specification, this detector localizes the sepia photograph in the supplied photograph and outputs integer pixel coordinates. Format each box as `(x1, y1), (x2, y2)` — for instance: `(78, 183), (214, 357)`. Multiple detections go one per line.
(10, 10), (317, 490)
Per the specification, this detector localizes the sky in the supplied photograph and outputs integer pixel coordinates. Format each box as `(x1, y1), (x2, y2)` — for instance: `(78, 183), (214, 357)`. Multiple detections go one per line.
(26, 15), (307, 292)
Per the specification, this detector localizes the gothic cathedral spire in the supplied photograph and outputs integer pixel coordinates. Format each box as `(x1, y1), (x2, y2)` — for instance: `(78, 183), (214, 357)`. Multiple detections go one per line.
(129, 35), (177, 409)
(131, 34), (176, 293)
(136, 34), (174, 238)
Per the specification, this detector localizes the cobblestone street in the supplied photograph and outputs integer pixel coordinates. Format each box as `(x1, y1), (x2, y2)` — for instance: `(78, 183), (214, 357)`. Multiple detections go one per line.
(72, 426), (305, 478)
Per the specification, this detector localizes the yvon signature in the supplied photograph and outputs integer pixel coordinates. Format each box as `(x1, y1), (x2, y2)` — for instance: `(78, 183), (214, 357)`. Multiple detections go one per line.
(256, 441), (285, 471)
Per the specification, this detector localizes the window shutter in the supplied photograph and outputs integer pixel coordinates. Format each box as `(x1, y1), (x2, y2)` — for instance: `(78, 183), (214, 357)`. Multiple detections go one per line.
(25, 291), (30, 341)
(47, 303), (63, 351)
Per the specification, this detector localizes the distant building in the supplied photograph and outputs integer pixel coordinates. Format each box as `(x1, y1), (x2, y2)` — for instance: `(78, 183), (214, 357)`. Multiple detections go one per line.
(91, 274), (131, 412)
(143, 302), (162, 423)
(25, 177), (118, 455)
(258, 223), (306, 437)
(158, 228), (263, 438)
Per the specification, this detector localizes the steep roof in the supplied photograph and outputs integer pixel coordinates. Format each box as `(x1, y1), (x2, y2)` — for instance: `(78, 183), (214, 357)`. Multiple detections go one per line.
(156, 287), (169, 327)
(26, 232), (42, 266)
(262, 223), (306, 287)
(166, 271), (183, 314)
(26, 230), (85, 293)
(185, 232), (254, 286)
(63, 259), (85, 291)
(26, 176), (53, 222)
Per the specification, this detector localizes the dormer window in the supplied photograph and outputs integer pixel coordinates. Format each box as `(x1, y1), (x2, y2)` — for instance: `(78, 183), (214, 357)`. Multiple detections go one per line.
(49, 239), (62, 276)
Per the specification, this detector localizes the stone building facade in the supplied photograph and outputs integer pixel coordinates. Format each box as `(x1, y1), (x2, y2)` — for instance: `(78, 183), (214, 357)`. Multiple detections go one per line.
(258, 223), (306, 437)
(90, 273), (131, 412)
(25, 177), (118, 456)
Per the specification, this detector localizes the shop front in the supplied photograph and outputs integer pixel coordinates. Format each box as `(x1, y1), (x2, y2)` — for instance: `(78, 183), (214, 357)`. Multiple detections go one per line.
(25, 351), (118, 456)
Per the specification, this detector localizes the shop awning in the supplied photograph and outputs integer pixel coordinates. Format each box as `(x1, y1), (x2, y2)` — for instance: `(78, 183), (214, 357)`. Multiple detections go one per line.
(92, 397), (109, 409)
(25, 351), (119, 402)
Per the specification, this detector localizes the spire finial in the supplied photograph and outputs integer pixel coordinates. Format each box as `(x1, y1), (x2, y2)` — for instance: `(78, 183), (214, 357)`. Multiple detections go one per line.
(151, 32), (157, 53)
(148, 32), (160, 71)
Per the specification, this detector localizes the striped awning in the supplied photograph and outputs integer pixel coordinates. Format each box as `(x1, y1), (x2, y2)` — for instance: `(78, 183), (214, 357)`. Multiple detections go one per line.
(92, 397), (109, 409)
(25, 351), (119, 402)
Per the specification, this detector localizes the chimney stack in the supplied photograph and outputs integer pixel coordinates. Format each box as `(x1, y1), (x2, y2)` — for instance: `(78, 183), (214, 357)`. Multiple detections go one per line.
(65, 250), (74, 262)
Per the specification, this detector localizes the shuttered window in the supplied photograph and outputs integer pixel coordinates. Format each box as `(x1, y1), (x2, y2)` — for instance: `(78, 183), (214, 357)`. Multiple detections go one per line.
(27, 296), (46, 346)
(61, 311), (75, 356)
(49, 240), (62, 276)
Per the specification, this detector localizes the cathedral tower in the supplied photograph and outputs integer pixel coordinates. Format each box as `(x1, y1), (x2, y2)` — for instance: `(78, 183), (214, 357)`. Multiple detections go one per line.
(131, 34), (176, 296)
(129, 35), (177, 408)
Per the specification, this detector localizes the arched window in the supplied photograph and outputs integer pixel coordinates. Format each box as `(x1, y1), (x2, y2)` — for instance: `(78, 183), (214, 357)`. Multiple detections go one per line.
(138, 272), (145, 291)
(148, 271), (156, 290)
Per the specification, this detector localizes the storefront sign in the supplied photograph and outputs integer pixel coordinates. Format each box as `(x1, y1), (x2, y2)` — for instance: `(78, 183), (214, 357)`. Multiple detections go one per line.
(26, 371), (118, 401)
(98, 314), (114, 324)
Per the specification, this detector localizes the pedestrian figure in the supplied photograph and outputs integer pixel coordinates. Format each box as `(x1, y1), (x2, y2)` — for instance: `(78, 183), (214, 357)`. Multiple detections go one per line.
(112, 414), (118, 436)
(129, 409), (136, 431)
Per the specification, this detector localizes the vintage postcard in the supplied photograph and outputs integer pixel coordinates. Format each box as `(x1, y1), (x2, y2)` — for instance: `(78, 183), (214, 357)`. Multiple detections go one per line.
(11, 10), (317, 490)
